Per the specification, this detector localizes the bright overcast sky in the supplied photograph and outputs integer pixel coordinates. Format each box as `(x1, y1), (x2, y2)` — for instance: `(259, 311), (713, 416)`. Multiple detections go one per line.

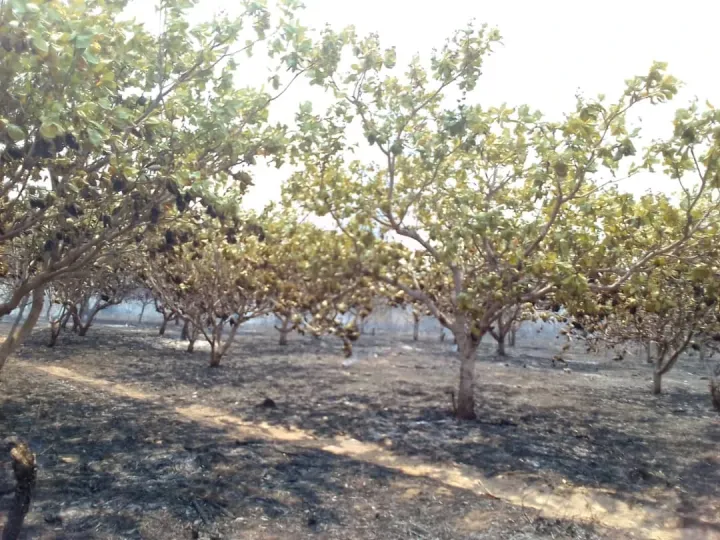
(126, 0), (720, 210)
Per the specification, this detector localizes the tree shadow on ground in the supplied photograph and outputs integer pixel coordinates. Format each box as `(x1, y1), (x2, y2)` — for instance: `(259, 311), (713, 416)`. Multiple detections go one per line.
(14, 326), (720, 534)
(0, 362), (616, 539)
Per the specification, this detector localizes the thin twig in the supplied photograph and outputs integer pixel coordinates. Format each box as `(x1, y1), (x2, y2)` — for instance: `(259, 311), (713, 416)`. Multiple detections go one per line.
(205, 499), (234, 519)
(192, 499), (210, 526)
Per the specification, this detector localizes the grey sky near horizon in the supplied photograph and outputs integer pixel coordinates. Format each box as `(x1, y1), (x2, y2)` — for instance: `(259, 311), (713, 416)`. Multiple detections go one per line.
(125, 0), (720, 211)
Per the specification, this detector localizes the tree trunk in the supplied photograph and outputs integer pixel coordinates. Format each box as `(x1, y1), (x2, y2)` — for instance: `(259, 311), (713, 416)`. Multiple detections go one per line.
(413, 316), (420, 341)
(181, 319), (190, 341)
(159, 313), (172, 336)
(77, 308), (100, 337)
(277, 316), (291, 346)
(0, 288), (45, 374)
(138, 303), (147, 324)
(456, 335), (480, 420)
(10, 296), (30, 332)
(2, 440), (36, 540)
(48, 308), (70, 348)
(78, 296), (90, 323)
(342, 337), (353, 358)
(653, 356), (663, 395)
(186, 325), (198, 353)
(77, 300), (107, 337)
(48, 322), (61, 348)
(208, 325), (222, 367)
(208, 319), (241, 367)
(70, 311), (80, 333)
(209, 343), (220, 367)
(453, 318), (481, 420)
(491, 312), (509, 356)
(275, 313), (292, 346)
(653, 370), (662, 395)
(61, 308), (74, 330)
(497, 336), (506, 356)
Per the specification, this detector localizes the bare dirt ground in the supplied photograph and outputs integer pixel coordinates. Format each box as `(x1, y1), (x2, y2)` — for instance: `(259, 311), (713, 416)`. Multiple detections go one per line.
(1, 323), (719, 539)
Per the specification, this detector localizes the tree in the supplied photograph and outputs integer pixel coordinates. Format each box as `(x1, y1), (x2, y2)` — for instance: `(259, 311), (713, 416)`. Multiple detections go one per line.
(0, 287), (44, 373)
(274, 310), (294, 346)
(0, 0), (312, 369)
(412, 309), (421, 341)
(130, 287), (155, 324)
(45, 282), (76, 347)
(508, 318), (521, 348)
(45, 298), (71, 347)
(696, 340), (720, 411)
(263, 215), (377, 358)
(154, 298), (178, 336)
(488, 305), (521, 357)
(143, 216), (274, 367)
(180, 318), (191, 341)
(287, 24), (718, 418)
(48, 260), (134, 338)
(573, 231), (720, 394)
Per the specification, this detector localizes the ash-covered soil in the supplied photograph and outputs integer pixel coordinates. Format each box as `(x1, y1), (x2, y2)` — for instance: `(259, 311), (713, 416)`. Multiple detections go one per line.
(1, 322), (718, 539)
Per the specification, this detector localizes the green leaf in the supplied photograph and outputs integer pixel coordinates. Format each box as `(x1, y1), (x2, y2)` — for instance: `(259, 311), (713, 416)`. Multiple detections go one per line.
(691, 266), (711, 281)
(87, 128), (104, 147)
(39, 122), (60, 140)
(30, 32), (49, 54)
(10, 0), (27, 15)
(383, 48), (396, 68)
(82, 49), (100, 65)
(6, 124), (26, 142)
(75, 34), (94, 49)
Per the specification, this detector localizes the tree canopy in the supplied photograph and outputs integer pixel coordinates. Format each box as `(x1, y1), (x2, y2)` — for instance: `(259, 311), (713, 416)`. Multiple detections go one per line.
(284, 24), (720, 417)
(2, 2), (720, 420)
(0, 0), (314, 363)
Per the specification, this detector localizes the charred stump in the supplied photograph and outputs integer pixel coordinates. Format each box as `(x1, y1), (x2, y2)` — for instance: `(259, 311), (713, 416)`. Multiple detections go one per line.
(711, 379), (720, 412)
(2, 439), (36, 540)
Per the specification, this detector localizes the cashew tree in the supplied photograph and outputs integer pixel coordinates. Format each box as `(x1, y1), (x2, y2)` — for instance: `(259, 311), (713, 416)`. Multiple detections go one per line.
(568, 204), (720, 394)
(54, 261), (134, 337)
(286, 24), (718, 418)
(141, 213), (274, 367)
(131, 287), (155, 325)
(488, 304), (522, 356)
(263, 213), (378, 357)
(154, 298), (179, 336)
(0, 0), (312, 369)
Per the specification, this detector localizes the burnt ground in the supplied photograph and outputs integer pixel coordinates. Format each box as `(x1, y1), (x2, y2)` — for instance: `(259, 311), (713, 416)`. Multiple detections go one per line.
(0, 322), (719, 539)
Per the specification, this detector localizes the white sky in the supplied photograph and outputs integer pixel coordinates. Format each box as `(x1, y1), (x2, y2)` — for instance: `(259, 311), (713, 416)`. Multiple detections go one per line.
(125, 0), (720, 210)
